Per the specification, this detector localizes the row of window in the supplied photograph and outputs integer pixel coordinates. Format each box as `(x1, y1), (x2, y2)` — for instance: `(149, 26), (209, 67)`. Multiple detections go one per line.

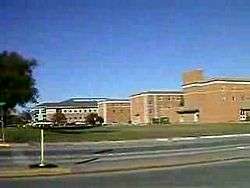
(112, 109), (124, 113)
(63, 109), (97, 113)
(157, 96), (182, 101)
(148, 97), (181, 104)
(222, 96), (246, 102)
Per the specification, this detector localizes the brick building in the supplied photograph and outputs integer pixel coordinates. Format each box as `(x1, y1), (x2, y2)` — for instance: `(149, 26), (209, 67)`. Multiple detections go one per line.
(130, 91), (184, 124)
(98, 99), (131, 124)
(179, 70), (250, 123)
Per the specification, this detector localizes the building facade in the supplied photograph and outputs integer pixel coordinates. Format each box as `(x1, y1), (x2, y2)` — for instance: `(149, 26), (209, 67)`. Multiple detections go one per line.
(130, 91), (184, 124)
(98, 99), (131, 124)
(179, 70), (250, 123)
(32, 98), (106, 123)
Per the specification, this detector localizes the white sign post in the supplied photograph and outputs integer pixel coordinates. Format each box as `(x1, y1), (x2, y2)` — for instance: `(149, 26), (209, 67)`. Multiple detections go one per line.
(30, 122), (57, 168)
(39, 128), (45, 167)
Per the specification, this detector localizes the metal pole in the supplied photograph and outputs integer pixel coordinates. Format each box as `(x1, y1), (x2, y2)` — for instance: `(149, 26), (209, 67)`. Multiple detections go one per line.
(39, 128), (45, 167)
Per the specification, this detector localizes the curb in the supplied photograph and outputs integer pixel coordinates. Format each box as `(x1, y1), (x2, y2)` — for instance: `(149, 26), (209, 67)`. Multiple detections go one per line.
(0, 143), (11, 148)
(0, 167), (71, 179)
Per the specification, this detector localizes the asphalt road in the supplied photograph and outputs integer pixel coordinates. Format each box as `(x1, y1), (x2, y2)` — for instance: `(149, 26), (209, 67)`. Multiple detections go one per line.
(1, 160), (250, 188)
(2, 136), (250, 167)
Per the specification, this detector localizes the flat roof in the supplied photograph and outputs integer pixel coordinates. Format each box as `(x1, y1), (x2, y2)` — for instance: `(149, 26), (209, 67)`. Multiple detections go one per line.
(183, 77), (250, 88)
(98, 99), (130, 104)
(130, 90), (183, 98)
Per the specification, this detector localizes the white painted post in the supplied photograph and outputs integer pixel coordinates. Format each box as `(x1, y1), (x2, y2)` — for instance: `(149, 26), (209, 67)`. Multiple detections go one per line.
(39, 128), (45, 167)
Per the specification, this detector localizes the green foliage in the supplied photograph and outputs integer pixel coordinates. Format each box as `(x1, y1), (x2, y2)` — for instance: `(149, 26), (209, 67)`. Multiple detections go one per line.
(85, 113), (104, 125)
(151, 117), (169, 124)
(160, 117), (169, 124)
(0, 51), (38, 110)
(152, 118), (160, 124)
(96, 115), (104, 124)
(20, 110), (32, 122)
(51, 112), (67, 125)
(245, 116), (250, 121)
(6, 115), (25, 125)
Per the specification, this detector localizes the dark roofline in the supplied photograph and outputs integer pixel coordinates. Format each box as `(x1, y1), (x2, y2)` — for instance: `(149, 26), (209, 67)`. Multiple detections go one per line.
(61, 97), (108, 102)
(130, 90), (183, 98)
(182, 77), (250, 87)
(102, 98), (130, 102)
(35, 98), (103, 109)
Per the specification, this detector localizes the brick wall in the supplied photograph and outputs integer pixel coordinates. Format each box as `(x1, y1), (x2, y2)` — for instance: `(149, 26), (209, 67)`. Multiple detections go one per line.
(131, 93), (183, 124)
(184, 83), (250, 123)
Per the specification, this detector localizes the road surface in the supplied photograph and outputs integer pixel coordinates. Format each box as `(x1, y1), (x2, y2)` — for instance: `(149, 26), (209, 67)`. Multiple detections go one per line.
(1, 160), (250, 187)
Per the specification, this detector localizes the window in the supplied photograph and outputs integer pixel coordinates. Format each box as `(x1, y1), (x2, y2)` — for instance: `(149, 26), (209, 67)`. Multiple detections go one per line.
(89, 109), (92, 112)
(158, 97), (163, 101)
(74, 110), (77, 113)
(64, 110), (67, 113)
(232, 96), (236, 101)
(84, 110), (87, 113)
(79, 110), (82, 113)
(69, 110), (72, 113)
(113, 110), (116, 113)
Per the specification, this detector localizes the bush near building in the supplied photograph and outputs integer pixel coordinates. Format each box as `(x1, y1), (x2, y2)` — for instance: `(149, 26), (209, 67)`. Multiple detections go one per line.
(151, 117), (169, 125)
(51, 112), (67, 126)
(85, 113), (104, 125)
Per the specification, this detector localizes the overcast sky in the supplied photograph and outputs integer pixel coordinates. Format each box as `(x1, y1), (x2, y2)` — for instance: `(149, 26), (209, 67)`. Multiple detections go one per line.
(1, 0), (250, 102)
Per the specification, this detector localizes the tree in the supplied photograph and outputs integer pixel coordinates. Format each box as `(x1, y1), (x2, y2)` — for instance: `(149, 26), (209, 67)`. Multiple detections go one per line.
(96, 116), (104, 125)
(0, 51), (38, 119)
(85, 113), (104, 125)
(51, 112), (67, 125)
(20, 110), (32, 123)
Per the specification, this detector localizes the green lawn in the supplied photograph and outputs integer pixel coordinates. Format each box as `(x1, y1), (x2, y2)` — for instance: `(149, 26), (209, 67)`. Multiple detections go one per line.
(4, 123), (250, 143)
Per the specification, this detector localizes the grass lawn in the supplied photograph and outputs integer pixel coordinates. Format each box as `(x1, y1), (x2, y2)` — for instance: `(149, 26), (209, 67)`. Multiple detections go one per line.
(4, 123), (250, 143)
